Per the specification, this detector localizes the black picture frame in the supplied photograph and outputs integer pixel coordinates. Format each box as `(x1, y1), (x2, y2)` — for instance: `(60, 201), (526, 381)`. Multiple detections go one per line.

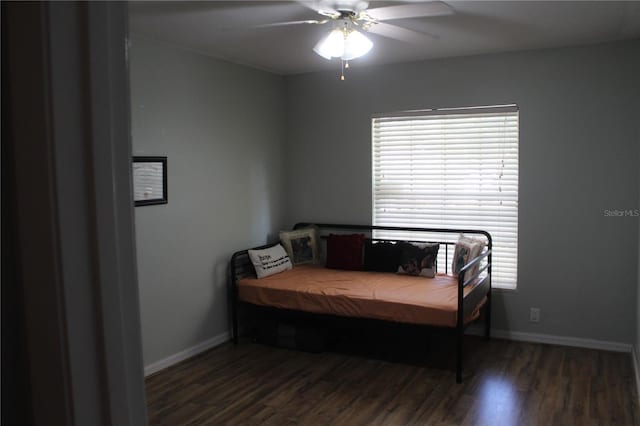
(132, 156), (167, 207)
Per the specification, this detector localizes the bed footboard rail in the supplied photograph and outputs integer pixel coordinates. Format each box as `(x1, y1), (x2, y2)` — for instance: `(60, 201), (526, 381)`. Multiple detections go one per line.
(229, 242), (279, 344)
(456, 247), (492, 383)
(459, 250), (492, 318)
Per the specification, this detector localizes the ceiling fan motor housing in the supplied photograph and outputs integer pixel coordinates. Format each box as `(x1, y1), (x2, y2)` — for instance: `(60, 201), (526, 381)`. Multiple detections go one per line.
(319, 0), (369, 15)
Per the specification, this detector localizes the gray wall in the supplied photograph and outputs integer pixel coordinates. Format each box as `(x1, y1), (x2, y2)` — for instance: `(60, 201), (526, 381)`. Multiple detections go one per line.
(130, 36), (287, 366)
(285, 40), (640, 344)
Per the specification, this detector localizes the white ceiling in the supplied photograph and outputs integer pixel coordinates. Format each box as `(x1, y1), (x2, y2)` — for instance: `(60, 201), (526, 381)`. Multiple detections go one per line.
(129, 1), (640, 75)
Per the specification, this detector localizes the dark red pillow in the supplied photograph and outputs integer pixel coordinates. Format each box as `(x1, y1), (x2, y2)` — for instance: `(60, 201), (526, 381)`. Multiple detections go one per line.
(326, 234), (366, 270)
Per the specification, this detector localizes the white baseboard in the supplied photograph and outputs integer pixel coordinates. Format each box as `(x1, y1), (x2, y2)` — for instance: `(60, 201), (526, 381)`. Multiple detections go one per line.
(632, 346), (640, 401)
(144, 331), (230, 377)
(466, 325), (632, 353)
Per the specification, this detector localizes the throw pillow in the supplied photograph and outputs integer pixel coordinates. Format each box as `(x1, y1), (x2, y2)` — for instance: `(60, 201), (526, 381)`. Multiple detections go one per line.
(363, 240), (402, 272)
(326, 234), (366, 270)
(248, 244), (293, 279)
(397, 242), (440, 278)
(279, 228), (319, 265)
(451, 235), (484, 279)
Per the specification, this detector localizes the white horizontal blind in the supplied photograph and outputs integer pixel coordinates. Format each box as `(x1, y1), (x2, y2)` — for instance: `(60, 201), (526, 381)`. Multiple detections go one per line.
(372, 106), (519, 289)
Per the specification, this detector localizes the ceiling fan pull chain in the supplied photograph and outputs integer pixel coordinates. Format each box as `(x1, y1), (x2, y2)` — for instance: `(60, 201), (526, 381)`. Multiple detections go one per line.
(340, 59), (346, 80)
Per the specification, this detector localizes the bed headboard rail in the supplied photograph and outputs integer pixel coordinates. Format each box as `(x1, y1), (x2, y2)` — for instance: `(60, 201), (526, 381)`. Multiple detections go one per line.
(293, 222), (491, 244)
(293, 222), (492, 276)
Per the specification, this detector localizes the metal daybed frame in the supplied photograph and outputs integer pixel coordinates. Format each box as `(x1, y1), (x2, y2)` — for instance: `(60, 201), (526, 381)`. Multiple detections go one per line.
(229, 223), (492, 383)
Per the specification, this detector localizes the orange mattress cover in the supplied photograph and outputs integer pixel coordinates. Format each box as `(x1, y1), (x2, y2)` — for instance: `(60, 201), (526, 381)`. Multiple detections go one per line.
(238, 265), (485, 328)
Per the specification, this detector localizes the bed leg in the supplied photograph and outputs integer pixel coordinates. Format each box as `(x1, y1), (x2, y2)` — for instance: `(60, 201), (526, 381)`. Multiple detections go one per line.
(456, 271), (464, 384)
(232, 295), (239, 345)
(456, 323), (463, 384)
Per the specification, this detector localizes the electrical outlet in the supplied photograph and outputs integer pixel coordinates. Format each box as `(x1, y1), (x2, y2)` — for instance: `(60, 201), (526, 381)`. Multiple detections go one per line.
(529, 308), (540, 323)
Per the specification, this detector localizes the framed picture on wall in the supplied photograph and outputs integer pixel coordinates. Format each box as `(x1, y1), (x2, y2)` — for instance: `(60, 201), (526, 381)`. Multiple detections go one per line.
(132, 156), (167, 207)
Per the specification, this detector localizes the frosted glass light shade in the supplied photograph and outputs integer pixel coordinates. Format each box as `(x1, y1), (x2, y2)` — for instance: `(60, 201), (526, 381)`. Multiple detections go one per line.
(313, 28), (373, 61)
(313, 29), (345, 60)
(342, 29), (373, 60)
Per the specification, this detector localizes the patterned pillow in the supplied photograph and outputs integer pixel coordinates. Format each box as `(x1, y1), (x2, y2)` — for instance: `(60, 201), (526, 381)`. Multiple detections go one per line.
(397, 242), (440, 278)
(248, 244), (293, 278)
(451, 235), (484, 279)
(279, 228), (319, 265)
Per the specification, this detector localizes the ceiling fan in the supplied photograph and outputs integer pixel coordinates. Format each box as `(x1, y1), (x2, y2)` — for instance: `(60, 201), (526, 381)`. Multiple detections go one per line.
(259, 1), (453, 78)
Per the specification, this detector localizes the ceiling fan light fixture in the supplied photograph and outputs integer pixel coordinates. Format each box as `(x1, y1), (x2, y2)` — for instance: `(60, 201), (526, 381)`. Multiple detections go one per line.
(313, 26), (372, 61)
(342, 28), (373, 60)
(313, 28), (345, 59)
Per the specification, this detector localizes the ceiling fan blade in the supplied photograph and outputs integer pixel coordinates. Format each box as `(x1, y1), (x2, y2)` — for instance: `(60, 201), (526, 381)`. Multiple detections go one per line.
(254, 19), (327, 28)
(296, 0), (340, 18)
(367, 22), (438, 44)
(366, 2), (453, 21)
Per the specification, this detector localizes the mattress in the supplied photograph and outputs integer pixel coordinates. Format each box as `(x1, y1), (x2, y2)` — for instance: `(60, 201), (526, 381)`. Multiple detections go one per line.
(237, 264), (486, 328)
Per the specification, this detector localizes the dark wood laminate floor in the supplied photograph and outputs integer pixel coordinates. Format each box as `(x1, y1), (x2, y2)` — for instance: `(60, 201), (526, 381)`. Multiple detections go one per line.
(146, 336), (639, 425)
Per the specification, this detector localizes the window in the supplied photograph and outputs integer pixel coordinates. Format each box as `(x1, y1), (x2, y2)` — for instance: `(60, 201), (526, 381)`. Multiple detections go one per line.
(372, 105), (519, 289)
